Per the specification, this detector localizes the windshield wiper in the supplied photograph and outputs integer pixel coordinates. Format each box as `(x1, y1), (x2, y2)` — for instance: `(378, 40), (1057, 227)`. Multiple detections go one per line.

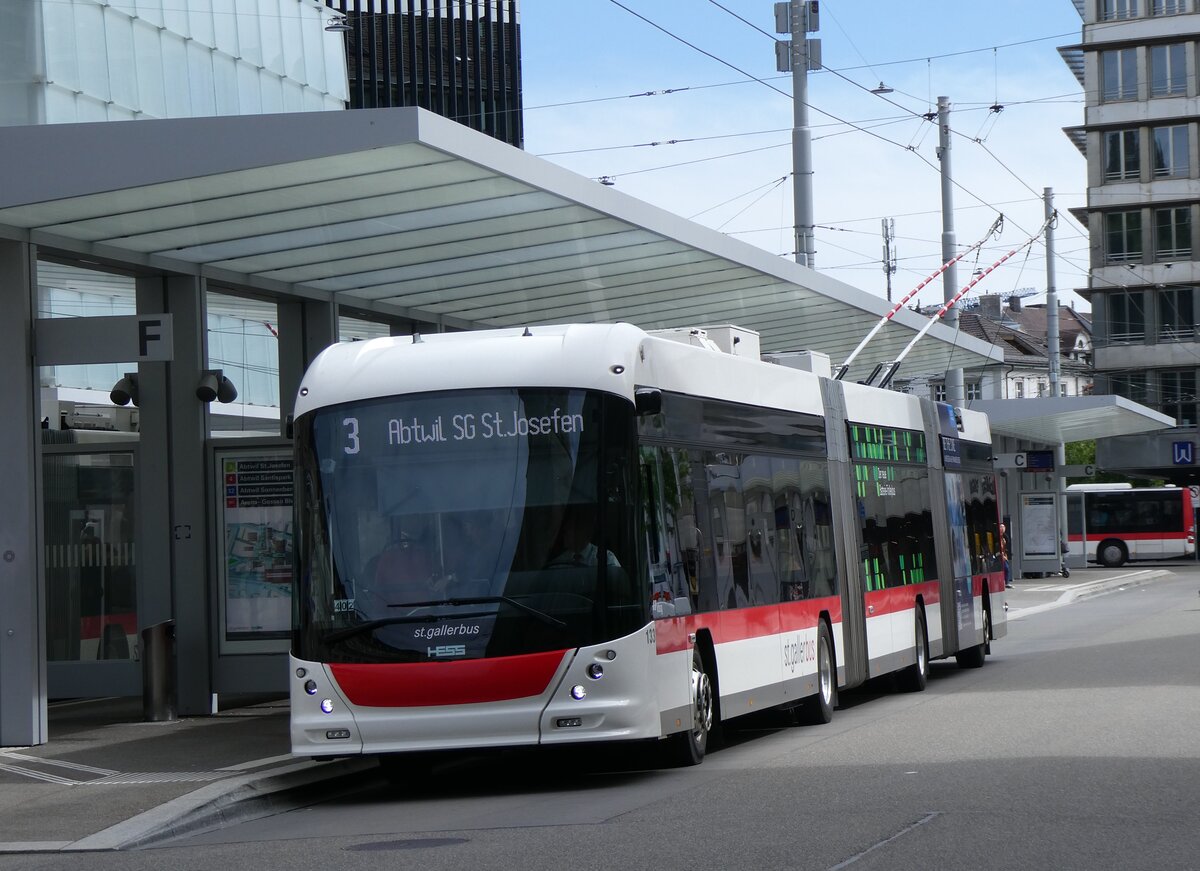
(389, 596), (566, 628)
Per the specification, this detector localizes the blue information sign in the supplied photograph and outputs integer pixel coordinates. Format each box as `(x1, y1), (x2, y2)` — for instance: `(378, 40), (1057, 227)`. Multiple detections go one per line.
(1173, 441), (1194, 465)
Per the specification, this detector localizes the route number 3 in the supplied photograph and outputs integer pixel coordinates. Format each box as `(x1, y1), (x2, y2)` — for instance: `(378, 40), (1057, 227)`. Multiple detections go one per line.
(343, 417), (360, 455)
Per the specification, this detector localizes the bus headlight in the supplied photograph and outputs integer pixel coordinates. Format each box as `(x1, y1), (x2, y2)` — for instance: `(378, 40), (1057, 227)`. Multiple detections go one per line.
(570, 685), (587, 700)
(320, 699), (334, 714)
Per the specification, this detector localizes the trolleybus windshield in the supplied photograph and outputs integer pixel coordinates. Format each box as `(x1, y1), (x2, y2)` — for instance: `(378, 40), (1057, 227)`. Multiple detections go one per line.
(293, 388), (644, 664)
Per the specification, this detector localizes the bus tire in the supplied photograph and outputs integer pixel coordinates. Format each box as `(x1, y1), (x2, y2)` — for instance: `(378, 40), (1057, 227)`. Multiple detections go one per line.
(1097, 539), (1127, 568)
(670, 647), (714, 766)
(898, 608), (929, 693)
(955, 607), (988, 669)
(795, 621), (835, 725)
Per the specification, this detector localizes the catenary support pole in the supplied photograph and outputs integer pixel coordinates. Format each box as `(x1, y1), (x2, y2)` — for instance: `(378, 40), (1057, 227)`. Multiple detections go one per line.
(938, 96), (964, 404)
(790, 0), (816, 268)
(1045, 187), (1061, 397)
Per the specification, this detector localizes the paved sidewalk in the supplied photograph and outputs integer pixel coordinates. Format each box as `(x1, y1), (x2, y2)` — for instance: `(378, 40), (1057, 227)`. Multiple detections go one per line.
(0, 695), (373, 853)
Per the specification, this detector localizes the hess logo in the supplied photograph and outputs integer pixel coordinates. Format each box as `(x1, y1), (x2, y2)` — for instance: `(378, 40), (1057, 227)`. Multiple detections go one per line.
(428, 645), (467, 658)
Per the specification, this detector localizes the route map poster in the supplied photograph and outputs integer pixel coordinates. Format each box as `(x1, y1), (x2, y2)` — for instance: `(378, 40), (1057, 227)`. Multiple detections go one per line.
(218, 450), (293, 643)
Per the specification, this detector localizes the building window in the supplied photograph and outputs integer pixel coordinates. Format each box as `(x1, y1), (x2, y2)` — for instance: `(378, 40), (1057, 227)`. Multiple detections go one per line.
(1060, 383), (1069, 397)
(1160, 370), (1197, 426)
(1109, 290), (1147, 342)
(1152, 125), (1189, 178)
(1111, 372), (1149, 404)
(1150, 44), (1187, 97)
(1159, 287), (1195, 340)
(1102, 48), (1139, 101)
(1155, 207), (1192, 260)
(1103, 0), (1140, 17)
(1152, 0), (1187, 13)
(933, 382), (946, 402)
(1105, 210), (1143, 263)
(1014, 381), (1025, 399)
(966, 382), (982, 401)
(1104, 129), (1140, 181)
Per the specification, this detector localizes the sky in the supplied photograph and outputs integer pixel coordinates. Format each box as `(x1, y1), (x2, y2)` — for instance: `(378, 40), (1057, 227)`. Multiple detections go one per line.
(517, 0), (1090, 313)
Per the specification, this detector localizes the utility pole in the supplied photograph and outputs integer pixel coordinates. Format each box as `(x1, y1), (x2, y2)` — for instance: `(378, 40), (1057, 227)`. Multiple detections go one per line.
(1045, 186), (1067, 574)
(882, 217), (897, 302)
(937, 96), (963, 405)
(1045, 187), (1061, 398)
(774, 1), (820, 268)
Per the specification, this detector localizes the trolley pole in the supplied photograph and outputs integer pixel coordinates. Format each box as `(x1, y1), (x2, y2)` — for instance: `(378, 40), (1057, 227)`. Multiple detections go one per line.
(937, 96), (964, 405)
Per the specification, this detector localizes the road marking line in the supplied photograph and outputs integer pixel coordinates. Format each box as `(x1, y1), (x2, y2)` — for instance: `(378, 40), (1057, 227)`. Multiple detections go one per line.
(0, 762), (78, 785)
(827, 812), (941, 870)
(217, 753), (295, 772)
(0, 751), (117, 776)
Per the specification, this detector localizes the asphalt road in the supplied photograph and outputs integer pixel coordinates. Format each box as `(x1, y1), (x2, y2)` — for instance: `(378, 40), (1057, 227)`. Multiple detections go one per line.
(10, 569), (1200, 871)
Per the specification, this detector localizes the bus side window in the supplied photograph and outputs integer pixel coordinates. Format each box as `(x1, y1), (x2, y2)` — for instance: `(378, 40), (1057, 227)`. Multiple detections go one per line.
(642, 446), (711, 617)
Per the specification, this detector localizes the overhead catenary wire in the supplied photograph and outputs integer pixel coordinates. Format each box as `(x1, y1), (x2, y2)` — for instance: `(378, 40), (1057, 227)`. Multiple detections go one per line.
(553, 5), (1091, 301)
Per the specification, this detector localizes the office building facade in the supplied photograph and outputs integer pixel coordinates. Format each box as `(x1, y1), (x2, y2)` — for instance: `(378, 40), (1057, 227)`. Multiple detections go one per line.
(1062, 0), (1200, 480)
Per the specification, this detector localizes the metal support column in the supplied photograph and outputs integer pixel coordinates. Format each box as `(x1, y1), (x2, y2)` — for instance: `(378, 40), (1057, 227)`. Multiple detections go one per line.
(0, 239), (47, 746)
(277, 298), (338, 433)
(138, 275), (212, 716)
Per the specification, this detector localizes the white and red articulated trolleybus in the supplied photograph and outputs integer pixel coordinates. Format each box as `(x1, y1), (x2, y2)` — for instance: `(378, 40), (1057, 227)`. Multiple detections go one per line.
(290, 323), (1006, 771)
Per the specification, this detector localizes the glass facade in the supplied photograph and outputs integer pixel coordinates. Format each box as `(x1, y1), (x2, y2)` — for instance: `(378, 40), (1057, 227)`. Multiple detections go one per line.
(43, 449), (138, 663)
(0, 0), (349, 126)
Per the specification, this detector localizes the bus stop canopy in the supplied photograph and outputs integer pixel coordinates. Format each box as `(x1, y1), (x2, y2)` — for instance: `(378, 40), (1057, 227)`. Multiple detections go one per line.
(0, 107), (1002, 382)
(969, 395), (1175, 444)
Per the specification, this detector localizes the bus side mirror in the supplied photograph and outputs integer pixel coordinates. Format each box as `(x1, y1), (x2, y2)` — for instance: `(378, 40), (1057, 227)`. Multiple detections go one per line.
(634, 388), (662, 416)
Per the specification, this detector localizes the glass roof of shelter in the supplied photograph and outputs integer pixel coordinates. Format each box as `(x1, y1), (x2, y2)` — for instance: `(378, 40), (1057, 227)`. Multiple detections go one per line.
(0, 107), (1003, 383)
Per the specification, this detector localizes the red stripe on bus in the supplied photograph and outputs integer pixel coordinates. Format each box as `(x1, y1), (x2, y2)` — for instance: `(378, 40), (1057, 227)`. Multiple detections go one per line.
(864, 581), (940, 616)
(330, 649), (569, 707)
(654, 596), (844, 654)
(1067, 531), (1189, 542)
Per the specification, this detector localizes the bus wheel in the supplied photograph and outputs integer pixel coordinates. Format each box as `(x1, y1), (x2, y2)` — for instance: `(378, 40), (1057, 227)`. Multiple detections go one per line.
(671, 647), (714, 766)
(898, 609), (929, 693)
(795, 622), (835, 725)
(955, 607), (988, 669)
(1098, 540), (1127, 568)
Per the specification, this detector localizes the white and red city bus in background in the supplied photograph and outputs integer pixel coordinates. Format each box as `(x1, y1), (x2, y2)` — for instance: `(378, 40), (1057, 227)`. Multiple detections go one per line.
(289, 323), (1006, 773)
(1066, 484), (1195, 567)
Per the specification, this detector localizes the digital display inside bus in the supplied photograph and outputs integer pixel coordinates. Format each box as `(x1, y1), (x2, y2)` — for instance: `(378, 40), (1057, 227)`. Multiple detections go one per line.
(848, 422), (936, 591)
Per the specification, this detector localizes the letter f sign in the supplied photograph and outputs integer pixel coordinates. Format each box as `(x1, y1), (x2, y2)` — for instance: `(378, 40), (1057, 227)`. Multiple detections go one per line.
(134, 315), (174, 361)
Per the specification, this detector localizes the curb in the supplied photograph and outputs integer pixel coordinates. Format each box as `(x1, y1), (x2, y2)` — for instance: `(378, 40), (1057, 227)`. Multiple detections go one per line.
(1008, 569), (1172, 620)
(63, 756), (378, 852)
